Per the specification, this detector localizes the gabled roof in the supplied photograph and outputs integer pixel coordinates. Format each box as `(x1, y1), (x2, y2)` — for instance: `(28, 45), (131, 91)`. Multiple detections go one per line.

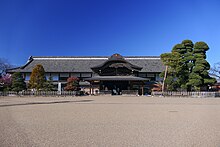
(7, 55), (165, 73)
(91, 53), (143, 73)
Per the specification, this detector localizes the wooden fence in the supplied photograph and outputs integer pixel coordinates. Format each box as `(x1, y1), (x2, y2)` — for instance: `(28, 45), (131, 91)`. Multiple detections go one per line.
(0, 91), (77, 97)
(99, 90), (112, 95)
(3, 90), (219, 97)
(121, 90), (138, 96)
(98, 90), (139, 96)
(152, 91), (220, 98)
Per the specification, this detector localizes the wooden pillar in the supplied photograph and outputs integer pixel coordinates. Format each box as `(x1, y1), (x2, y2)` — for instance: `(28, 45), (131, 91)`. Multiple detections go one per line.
(162, 65), (168, 94)
(89, 81), (92, 95)
(128, 81), (130, 90)
(91, 83), (94, 95)
(141, 84), (144, 96)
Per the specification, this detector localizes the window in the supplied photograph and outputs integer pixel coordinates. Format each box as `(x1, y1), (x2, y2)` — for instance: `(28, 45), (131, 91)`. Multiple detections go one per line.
(155, 74), (162, 81)
(147, 73), (155, 78)
(25, 73), (31, 80)
(81, 73), (92, 77)
(59, 73), (69, 81)
(71, 73), (80, 77)
(139, 73), (147, 77)
(51, 73), (59, 81)
(45, 73), (50, 80)
(60, 73), (69, 77)
(59, 77), (68, 81)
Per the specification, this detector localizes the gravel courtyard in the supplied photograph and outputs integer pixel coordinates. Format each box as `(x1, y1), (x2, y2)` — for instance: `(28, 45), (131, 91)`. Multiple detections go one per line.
(0, 96), (220, 147)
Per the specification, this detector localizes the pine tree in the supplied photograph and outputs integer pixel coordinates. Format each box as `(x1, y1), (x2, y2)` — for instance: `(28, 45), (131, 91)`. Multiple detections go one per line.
(187, 42), (216, 90)
(161, 40), (216, 91)
(161, 40), (193, 90)
(11, 72), (26, 92)
(29, 64), (46, 91)
(160, 52), (179, 91)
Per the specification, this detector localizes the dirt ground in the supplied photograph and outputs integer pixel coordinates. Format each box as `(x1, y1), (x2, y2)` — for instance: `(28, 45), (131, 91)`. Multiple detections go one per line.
(0, 96), (220, 147)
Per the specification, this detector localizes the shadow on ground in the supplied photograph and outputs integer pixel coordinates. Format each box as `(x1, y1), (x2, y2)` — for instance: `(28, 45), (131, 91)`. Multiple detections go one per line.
(0, 100), (94, 107)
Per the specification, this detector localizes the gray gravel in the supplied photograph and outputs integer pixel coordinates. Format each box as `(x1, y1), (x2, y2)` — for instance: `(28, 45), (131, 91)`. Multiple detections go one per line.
(0, 96), (220, 147)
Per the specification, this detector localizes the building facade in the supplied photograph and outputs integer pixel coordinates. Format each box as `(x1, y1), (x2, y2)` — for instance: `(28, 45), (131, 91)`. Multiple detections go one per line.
(7, 53), (165, 95)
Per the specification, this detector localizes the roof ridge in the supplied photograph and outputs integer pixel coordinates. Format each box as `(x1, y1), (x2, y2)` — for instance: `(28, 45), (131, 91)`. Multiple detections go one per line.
(32, 56), (161, 58)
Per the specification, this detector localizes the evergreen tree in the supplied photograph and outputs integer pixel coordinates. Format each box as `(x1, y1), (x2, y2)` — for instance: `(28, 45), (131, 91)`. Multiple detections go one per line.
(160, 52), (179, 91)
(177, 40), (194, 90)
(11, 72), (26, 92)
(161, 40), (216, 91)
(161, 40), (193, 90)
(187, 42), (216, 90)
(29, 64), (46, 90)
(44, 76), (54, 91)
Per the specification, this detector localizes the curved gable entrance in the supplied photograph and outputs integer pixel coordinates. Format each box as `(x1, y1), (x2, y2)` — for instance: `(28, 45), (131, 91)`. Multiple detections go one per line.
(86, 54), (148, 95)
(91, 53), (142, 76)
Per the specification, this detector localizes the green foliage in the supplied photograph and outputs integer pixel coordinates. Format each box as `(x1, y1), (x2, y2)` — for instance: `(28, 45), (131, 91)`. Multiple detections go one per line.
(161, 40), (216, 91)
(182, 40), (193, 47)
(164, 75), (178, 91)
(160, 53), (172, 66)
(29, 64), (46, 91)
(11, 72), (26, 92)
(194, 42), (209, 52)
(204, 78), (216, 85)
(194, 53), (206, 59)
(188, 41), (216, 90)
(193, 64), (205, 73)
(44, 76), (54, 91)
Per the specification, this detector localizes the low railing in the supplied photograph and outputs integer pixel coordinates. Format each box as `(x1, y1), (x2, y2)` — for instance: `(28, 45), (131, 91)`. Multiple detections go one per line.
(121, 90), (138, 96)
(99, 90), (112, 95)
(0, 91), (77, 97)
(152, 91), (220, 98)
(4, 90), (219, 97)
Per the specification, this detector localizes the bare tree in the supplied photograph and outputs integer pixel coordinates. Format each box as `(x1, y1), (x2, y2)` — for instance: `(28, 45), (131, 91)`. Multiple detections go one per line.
(0, 58), (13, 75)
(210, 62), (220, 79)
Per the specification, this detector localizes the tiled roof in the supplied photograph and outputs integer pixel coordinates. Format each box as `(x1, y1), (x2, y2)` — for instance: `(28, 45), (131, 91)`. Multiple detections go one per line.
(7, 56), (165, 73)
(85, 76), (149, 81)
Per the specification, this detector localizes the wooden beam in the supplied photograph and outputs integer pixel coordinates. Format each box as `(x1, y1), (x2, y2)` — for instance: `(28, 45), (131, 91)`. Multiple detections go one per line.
(162, 65), (168, 94)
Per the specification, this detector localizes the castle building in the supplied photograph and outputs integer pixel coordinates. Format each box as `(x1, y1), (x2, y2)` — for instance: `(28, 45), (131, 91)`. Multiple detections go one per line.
(7, 53), (165, 95)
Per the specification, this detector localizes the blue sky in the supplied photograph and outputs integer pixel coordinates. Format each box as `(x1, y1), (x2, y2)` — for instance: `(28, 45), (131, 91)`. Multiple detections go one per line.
(0, 0), (219, 66)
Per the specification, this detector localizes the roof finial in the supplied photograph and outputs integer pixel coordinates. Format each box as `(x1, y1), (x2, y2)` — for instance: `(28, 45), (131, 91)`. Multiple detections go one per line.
(109, 53), (124, 60)
(28, 56), (33, 61)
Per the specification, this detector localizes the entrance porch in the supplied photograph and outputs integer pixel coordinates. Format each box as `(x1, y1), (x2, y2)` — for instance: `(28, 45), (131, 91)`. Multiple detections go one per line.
(86, 76), (148, 95)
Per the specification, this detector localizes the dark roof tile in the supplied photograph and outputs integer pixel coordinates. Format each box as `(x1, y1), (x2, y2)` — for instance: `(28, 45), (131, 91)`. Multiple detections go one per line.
(7, 56), (165, 73)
